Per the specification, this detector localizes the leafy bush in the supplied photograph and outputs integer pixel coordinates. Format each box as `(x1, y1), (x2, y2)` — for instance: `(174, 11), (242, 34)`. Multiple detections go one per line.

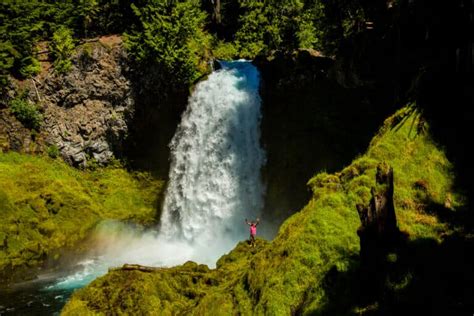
(50, 26), (75, 74)
(0, 0), (133, 88)
(212, 40), (238, 60)
(212, 0), (368, 58)
(233, 1), (269, 58)
(8, 95), (42, 130)
(19, 56), (41, 77)
(47, 144), (60, 158)
(220, 0), (326, 58)
(0, 0), (76, 86)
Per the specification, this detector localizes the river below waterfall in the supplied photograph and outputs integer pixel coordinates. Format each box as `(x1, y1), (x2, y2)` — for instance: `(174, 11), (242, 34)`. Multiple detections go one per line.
(0, 60), (265, 315)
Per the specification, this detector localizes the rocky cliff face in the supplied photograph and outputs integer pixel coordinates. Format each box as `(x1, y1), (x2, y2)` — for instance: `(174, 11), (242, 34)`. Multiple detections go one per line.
(254, 50), (397, 236)
(40, 38), (132, 167)
(0, 37), (133, 167)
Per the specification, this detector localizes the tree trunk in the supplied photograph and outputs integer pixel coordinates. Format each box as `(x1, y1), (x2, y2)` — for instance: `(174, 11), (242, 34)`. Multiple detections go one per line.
(213, 0), (221, 24)
(356, 163), (402, 264)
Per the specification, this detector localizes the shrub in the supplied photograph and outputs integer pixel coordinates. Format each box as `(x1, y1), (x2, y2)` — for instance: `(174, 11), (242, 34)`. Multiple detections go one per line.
(50, 26), (75, 74)
(47, 144), (60, 158)
(19, 56), (41, 77)
(234, 1), (269, 58)
(0, 42), (18, 89)
(8, 96), (42, 130)
(212, 40), (238, 60)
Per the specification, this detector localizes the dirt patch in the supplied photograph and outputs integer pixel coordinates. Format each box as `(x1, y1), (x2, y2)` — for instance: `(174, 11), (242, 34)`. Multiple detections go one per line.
(99, 35), (122, 48)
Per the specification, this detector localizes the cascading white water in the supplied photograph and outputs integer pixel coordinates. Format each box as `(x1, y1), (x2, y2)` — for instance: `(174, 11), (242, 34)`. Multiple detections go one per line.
(45, 60), (265, 291)
(160, 60), (265, 246)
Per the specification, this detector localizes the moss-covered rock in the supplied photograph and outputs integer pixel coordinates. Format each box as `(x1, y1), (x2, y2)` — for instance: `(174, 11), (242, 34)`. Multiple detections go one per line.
(63, 240), (268, 315)
(0, 152), (165, 283)
(62, 106), (468, 315)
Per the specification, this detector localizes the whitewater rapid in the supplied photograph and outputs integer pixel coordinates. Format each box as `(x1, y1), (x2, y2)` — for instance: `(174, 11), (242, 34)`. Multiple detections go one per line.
(46, 60), (265, 290)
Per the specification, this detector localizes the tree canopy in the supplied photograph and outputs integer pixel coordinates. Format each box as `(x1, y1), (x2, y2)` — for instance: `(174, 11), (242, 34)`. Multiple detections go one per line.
(0, 0), (370, 92)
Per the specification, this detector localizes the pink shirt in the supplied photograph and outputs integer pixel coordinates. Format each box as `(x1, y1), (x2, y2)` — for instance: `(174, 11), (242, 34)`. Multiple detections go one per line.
(250, 225), (257, 236)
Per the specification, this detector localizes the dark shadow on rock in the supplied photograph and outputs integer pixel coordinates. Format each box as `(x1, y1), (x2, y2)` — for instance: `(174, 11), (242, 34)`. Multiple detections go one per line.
(121, 63), (189, 178)
(255, 51), (398, 237)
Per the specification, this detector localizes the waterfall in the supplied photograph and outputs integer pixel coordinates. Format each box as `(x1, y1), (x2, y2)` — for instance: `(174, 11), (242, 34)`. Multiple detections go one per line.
(160, 60), (266, 250)
(45, 61), (265, 291)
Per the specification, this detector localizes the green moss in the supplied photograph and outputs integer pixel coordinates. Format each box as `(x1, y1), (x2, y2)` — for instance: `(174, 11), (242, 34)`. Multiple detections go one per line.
(61, 106), (464, 315)
(0, 152), (164, 281)
(63, 240), (267, 315)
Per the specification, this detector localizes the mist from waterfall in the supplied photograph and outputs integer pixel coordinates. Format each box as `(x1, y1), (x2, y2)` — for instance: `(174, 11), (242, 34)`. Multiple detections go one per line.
(46, 60), (266, 290)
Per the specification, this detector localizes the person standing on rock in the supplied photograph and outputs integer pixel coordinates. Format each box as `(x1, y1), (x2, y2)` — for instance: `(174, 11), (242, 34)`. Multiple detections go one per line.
(245, 218), (260, 247)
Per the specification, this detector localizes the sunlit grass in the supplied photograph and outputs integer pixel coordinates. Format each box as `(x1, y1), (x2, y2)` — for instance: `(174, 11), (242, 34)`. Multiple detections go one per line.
(0, 152), (164, 278)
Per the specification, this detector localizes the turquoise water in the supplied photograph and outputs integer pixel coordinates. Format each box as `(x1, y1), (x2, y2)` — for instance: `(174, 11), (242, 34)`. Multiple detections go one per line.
(0, 284), (72, 315)
(0, 258), (102, 315)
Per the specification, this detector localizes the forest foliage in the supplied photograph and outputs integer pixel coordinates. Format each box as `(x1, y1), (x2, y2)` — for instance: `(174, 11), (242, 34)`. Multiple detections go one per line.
(124, 0), (211, 91)
(0, 0), (370, 92)
(0, 0), (131, 89)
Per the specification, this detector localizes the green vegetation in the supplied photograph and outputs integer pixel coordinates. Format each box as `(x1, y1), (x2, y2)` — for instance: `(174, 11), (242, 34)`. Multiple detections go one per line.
(1, 0), (372, 91)
(62, 106), (466, 314)
(124, 0), (212, 91)
(8, 94), (43, 130)
(63, 241), (268, 315)
(50, 27), (75, 74)
(0, 0), (133, 87)
(47, 144), (60, 159)
(18, 56), (41, 78)
(213, 0), (366, 58)
(0, 152), (165, 283)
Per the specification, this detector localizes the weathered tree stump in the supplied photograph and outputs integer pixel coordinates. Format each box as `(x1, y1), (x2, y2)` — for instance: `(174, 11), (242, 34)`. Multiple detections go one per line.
(356, 163), (403, 264)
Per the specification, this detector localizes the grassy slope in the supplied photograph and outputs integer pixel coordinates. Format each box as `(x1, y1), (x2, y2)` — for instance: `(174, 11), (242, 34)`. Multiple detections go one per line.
(62, 106), (466, 315)
(0, 152), (164, 282)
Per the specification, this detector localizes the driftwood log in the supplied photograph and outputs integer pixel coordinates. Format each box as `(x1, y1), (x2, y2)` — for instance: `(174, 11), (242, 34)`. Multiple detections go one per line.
(356, 163), (403, 264)
(119, 264), (162, 273)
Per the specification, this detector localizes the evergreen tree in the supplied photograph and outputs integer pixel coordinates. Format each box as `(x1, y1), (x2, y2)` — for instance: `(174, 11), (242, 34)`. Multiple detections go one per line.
(125, 0), (211, 91)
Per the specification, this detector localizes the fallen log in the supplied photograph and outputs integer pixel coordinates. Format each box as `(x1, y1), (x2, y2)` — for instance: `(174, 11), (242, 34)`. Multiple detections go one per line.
(119, 264), (162, 273)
